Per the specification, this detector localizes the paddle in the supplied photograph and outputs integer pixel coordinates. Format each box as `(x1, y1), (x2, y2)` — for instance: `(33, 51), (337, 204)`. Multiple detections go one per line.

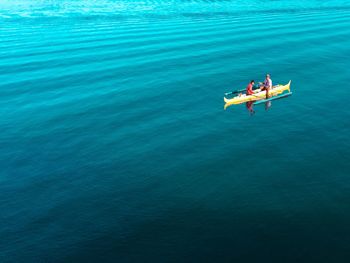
(224, 88), (246, 96)
(224, 85), (261, 96)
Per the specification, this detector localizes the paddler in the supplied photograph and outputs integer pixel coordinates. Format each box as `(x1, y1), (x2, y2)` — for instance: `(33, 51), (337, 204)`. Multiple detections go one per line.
(260, 74), (272, 99)
(246, 80), (255, 95)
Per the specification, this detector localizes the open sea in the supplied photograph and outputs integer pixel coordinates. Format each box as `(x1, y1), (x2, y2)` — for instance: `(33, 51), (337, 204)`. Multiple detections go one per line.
(1, 0), (350, 262)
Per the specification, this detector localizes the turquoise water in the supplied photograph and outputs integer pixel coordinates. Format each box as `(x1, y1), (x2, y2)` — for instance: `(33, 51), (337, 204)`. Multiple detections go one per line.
(1, 1), (350, 262)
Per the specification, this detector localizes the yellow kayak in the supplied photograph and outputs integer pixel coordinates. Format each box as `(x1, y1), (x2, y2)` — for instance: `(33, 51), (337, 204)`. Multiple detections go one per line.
(224, 80), (291, 107)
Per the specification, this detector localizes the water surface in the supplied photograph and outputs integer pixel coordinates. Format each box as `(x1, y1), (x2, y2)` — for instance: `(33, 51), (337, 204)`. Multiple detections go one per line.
(1, 1), (350, 262)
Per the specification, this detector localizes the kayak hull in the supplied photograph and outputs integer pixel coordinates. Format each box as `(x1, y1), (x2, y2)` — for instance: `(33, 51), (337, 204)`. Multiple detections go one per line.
(224, 80), (291, 106)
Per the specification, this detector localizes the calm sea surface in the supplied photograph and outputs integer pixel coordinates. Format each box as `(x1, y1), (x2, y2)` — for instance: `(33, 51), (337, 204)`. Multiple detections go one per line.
(1, 1), (350, 262)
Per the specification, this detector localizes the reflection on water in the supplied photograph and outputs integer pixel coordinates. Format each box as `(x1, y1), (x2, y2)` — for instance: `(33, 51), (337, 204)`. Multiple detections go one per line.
(1, 0), (350, 262)
(246, 101), (255, 115)
(225, 98), (283, 113)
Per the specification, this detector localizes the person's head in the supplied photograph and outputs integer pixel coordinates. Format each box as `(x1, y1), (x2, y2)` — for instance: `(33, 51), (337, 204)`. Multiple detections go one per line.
(266, 74), (270, 79)
(250, 80), (255, 85)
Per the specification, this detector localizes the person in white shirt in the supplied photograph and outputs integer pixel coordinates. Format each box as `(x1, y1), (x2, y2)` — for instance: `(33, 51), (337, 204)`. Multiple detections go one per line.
(260, 74), (273, 99)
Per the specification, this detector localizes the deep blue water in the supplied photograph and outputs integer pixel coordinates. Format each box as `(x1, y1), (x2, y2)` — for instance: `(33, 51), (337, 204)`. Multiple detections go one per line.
(1, 1), (350, 262)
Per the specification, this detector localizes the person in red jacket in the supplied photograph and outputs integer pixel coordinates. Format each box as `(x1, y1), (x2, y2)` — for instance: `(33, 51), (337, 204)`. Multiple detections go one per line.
(246, 80), (255, 95)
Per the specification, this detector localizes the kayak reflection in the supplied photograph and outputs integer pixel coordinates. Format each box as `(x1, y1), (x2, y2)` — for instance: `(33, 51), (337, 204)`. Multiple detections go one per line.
(225, 91), (292, 112)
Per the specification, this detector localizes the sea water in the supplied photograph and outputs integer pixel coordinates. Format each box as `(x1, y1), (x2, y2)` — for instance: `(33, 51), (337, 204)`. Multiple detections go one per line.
(1, 1), (350, 262)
